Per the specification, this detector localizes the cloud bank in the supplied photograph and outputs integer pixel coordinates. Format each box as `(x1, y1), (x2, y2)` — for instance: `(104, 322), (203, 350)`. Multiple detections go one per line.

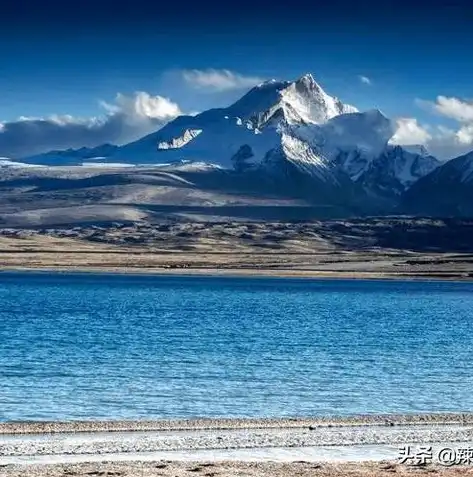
(0, 92), (182, 158)
(182, 68), (265, 92)
(392, 96), (473, 160)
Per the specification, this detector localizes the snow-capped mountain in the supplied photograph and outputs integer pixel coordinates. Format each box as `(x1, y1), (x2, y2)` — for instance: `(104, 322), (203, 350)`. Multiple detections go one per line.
(400, 151), (473, 216)
(19, 73), (440, 207)
(108, 73), (360, 171)
(336, 145), (440, 199)
(109, 74), (436, 197)
(226, 74), (358, 125)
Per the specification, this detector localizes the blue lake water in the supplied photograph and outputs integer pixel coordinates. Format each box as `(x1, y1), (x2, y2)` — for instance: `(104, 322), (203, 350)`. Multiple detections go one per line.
(1, 272), (473, 421)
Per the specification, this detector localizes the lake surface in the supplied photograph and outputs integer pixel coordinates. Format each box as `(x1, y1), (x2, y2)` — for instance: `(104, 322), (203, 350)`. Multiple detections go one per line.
(1, 272), (472, 421)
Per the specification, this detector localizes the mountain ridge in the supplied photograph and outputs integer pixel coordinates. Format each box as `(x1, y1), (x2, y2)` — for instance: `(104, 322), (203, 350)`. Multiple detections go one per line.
(399, 150), (473, 216)
(13, 72), (470, 217)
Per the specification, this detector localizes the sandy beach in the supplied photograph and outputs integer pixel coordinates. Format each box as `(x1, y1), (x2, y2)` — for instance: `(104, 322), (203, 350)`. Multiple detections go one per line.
(3, 460), (473, 477)
(2, 416), (473, 476)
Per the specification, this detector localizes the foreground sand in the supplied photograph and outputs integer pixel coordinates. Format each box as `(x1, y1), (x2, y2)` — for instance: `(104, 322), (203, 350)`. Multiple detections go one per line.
(3, 460), (473, 477)
(2, 416), (473, 476)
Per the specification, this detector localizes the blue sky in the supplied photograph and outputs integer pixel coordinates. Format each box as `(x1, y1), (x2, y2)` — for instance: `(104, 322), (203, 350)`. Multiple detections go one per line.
(1, 0), (473, 159)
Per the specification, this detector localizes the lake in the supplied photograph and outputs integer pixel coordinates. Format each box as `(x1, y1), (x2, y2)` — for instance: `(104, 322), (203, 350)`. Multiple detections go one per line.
(1, 272), (472, 421)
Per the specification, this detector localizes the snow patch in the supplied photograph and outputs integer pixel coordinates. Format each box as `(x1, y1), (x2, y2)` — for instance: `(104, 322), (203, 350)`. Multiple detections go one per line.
(0, 158), (46, 168)
(157, 129), (202, 150)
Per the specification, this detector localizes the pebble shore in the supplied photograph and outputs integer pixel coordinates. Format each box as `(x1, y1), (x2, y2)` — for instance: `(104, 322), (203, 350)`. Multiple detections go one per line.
(2, 413), (473, 435)
(2, 424), (473, 458)
(2, 415), (473, 476)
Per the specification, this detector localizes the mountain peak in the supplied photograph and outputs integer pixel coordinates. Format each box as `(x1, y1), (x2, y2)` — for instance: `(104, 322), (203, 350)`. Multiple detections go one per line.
(297, 72), (316, 83)
(223, 72), (357, 126)
(294, 73), (323, 91)
(277, 75), (357, 125)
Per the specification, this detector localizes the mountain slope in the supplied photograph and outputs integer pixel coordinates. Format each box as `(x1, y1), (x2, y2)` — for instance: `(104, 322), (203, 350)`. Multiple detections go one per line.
(17, 73), (442, 214)
(399, 151), (473, 216)
(292, 110), (439, 202)
(24, 144), (120, 165)
(351, 145), (440, 199)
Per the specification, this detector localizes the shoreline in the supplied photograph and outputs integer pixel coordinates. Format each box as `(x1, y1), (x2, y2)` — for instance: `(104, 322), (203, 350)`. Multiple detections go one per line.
(1, 265), (473, 282)
(3, 415), (473, 476)
(2, 413), (473, 435)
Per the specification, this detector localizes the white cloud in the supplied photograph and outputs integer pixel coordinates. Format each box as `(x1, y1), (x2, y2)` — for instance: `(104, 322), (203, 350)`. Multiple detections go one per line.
(358, 75), (372, 86)
(101, 92), (181, 121)
(410, 95), (473, 159)
(456, 123), (473, 144)
(391, 118), (431, 145)
(429, 96), (473, 123)
(424, 127), (471, 160)
(0, 92), (182, 158)
(182, 68), (265, 92)
(390, 115), (473, 160)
